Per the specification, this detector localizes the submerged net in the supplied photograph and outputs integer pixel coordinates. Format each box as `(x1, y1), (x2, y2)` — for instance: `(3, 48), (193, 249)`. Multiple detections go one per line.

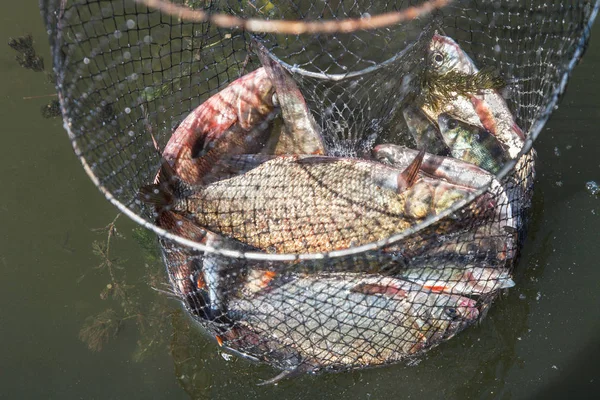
(43, 0), (598, 378)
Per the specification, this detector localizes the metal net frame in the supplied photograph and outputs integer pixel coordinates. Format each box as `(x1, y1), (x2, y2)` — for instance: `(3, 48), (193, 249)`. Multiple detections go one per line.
(42, 0), (599, 379)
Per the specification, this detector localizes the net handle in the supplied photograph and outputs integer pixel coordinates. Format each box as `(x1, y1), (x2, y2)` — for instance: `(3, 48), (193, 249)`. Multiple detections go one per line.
(134, 0), (452, 34)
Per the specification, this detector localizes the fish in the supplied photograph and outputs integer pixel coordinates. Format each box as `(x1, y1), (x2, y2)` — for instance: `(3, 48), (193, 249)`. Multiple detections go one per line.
(373, 143), (495, 189)
(396, 260), (515, 295)
(254, 40), (326, 156)
(437, 113), (510, 174)
(160, 67), (280, 185)
(372, 144), (518, 262)
(372, 144), (514, 226)
(403, 104), (450, 156)
(422, 34), (536, 238)
(421, 33), (524, 159)
(225, 273), (480, 371)
(140, 151), (504, 255)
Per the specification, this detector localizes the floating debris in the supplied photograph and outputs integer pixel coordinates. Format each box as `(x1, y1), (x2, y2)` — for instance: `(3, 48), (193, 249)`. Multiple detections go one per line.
(41, 99), (61, 118)
(586, 180), (600, 196)
(8, 35), (45, 72)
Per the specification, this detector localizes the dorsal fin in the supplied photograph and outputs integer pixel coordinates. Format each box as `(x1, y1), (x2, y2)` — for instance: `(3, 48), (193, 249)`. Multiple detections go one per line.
(397, 149), (425, 192)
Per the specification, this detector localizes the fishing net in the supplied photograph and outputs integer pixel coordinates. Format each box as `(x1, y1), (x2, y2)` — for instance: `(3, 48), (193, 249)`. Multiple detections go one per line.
(42, 0), (599, 379)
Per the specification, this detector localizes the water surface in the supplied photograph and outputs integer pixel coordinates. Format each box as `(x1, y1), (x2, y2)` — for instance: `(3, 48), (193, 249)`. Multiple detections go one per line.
(1, 4), (599, 399)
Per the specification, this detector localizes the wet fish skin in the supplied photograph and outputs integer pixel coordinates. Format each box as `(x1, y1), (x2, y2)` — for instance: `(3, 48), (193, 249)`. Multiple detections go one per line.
(397, 261), (515, 295)
(373, 143), (494, 188)
(154, 67), (283, 319)
(403, 104), (450, 156)
(143, 153), (493, 254)
(226, 273), (479, 370)
(255, 40), (326, 156)
(437, 113), (509, 174)
(420, 33), (537, 235)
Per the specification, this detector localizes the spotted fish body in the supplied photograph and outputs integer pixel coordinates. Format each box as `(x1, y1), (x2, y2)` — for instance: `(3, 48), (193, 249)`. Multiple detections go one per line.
(437, 113), (509, 174)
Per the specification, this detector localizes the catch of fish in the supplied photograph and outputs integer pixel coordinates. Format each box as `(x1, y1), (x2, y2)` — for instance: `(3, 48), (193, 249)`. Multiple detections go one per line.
(139, 33), (535, 381)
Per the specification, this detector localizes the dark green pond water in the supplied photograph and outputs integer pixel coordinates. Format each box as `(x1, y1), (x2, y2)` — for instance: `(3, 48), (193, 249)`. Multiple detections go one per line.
(1, 3), (600, 399)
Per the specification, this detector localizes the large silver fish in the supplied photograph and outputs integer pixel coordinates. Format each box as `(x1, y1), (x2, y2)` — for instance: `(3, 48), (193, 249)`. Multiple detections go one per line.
(225, 273), (480, 373)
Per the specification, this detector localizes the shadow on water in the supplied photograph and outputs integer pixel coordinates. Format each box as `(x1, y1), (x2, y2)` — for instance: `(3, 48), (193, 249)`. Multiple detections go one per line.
(1, 3), (600, 400)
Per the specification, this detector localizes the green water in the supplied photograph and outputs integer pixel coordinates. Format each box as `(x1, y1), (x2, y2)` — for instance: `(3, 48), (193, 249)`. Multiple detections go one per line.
(1, 3), (600, 399)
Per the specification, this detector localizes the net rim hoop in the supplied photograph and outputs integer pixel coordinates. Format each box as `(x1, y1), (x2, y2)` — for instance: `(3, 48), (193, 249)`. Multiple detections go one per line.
(54, 0), (600, 260)
(250, 28), (430, 81)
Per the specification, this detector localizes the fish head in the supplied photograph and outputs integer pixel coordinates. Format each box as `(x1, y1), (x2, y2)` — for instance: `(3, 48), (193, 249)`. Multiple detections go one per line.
(437, 113), (463, 143)
(411, 291), (479, 342)
(428, 34), (477, 76)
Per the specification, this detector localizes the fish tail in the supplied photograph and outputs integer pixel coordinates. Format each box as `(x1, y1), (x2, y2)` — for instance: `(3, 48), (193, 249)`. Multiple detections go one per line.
(397, 149), (425, 192)
(138, 182), (174, 208)
(138, 159), (184, 210)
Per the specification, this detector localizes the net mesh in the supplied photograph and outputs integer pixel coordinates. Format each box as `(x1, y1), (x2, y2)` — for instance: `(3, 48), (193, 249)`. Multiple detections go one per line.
(42, 0), (599, 378)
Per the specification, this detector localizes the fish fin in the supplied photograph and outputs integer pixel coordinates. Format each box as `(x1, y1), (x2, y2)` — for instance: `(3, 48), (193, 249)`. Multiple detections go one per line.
(138, 183), (174, 208)
(397, 149), (425, 192)
(257, 365), (310, 386)
(139, 159), (187, 209)
(500, 277), (516, 289)
(150, 132), (162, 154)
(422, 284), (448, 293)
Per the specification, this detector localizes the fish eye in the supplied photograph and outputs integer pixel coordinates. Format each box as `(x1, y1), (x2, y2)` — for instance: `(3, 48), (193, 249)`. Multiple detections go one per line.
(447, 119), (458, 129)
(445, 307), (459, 319)
(271, 92), (279, 107)
(376, 152), (393, 165)
(432, 51), (444, 67)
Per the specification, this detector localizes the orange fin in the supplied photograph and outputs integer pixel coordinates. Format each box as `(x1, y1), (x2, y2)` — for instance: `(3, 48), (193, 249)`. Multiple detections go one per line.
(422, 284), (448, 293)
(397, 149), (424, 192)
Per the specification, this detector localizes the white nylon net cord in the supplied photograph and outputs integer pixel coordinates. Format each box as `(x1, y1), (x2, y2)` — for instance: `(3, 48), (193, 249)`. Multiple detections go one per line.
(43, 0), (598, 378)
